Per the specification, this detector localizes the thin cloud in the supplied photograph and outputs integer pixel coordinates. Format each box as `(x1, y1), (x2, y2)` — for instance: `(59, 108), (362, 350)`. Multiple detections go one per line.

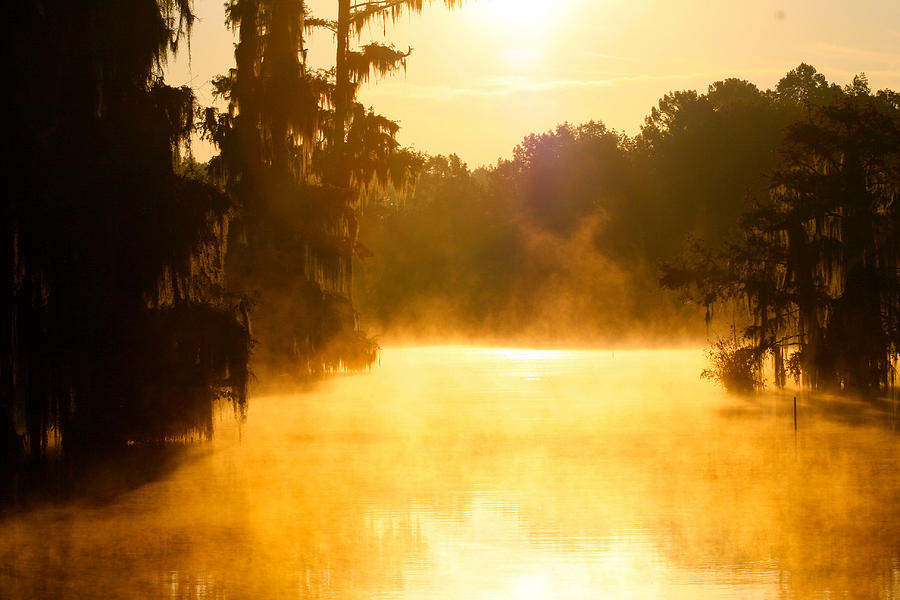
(363, 69), (785, 100)
(585, 52), (630, 61)
(363, 78), (632, 100)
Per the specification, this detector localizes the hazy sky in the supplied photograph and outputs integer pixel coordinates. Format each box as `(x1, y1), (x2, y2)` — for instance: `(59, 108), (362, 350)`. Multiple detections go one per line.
(165, 0), (900, 167)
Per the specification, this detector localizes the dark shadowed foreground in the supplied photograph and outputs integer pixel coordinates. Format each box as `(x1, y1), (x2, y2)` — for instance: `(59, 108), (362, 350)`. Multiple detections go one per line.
(1, 347), (898, 599)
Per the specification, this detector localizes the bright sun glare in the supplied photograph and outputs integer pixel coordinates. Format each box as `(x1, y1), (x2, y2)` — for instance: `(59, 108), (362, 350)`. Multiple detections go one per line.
(467, 0), (568, 67)
(474, 0), (560, 32)
(487, 348), (572, 361)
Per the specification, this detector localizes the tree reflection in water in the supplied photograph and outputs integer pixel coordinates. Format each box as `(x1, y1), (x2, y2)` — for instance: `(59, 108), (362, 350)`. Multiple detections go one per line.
(1, 347), (898, 599)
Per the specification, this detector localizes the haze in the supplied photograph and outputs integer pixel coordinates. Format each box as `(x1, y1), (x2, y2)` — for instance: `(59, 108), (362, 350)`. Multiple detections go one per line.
(5, 2), (900, 599)
(4, 349), (899, 598)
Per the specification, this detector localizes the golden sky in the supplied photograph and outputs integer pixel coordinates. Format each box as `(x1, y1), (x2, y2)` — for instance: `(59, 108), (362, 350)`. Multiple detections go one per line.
(166, 0), (900, 167)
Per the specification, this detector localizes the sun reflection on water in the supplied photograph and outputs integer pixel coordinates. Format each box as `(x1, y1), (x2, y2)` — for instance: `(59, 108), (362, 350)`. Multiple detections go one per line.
(0, 346), (898, 599)
(483, 347), (575, 361)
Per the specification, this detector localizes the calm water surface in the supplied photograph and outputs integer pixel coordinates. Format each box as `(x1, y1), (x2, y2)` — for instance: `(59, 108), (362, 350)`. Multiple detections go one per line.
(1, 347), (899, 599)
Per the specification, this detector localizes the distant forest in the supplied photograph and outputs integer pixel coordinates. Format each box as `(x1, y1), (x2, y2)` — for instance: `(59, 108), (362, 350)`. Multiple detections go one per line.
(357, 65), (900, 393)
(4, 0), (899, 464)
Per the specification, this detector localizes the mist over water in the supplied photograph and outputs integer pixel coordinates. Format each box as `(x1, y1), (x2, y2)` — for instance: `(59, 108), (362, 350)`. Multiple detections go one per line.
(8, 3), (900, 598)
(2, 347), (898, 599)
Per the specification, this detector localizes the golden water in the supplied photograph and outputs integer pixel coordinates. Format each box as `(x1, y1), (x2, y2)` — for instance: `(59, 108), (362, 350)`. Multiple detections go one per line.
(2, 347), (899, 599)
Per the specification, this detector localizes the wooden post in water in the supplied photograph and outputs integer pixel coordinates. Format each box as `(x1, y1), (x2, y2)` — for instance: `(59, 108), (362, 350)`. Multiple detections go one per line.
(793, 396), (798, 456)
(793, 396), (797, 432)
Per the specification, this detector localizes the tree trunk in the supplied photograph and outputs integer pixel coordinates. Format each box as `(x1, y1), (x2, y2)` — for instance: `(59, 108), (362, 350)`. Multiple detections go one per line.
(333, 0), (351, 188)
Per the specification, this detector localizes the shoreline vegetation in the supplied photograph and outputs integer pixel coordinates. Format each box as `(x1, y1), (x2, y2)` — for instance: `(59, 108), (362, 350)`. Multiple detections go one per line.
(3, 0), (459, 467)
(3, 0), (899, 494)
(356, 66), (900, 398)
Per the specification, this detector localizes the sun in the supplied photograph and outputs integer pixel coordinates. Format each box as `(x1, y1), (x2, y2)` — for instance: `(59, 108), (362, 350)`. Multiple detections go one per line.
(472, 0), (562, 33)
(465, 0), (568, 66)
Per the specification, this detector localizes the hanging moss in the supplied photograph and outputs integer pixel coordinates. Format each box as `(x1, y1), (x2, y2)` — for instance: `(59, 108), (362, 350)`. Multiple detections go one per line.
(663, 68), (900, 393)
(3, 0), (252, 466)
(207, 0), (461, 378)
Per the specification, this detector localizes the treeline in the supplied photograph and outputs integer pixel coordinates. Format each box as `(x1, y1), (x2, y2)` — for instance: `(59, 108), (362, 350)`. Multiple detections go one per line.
(662, 71), (900, 393)
(356, 141), (704, 344)
(2, 0), (461, 464)
(356, 64), (900, 377)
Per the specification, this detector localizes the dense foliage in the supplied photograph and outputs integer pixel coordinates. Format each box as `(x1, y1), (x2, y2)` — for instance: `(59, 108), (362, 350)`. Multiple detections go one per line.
(3, 1), (251, 461)
(661, 69), (900, 392)
(203, 0), (460, 379)
(357, 127), (704, 343)
(700, 337), (766, 393)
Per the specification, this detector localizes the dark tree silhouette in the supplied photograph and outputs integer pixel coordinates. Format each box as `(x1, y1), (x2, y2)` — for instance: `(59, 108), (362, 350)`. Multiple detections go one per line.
(3, 0), (251, 463)
(663, 68), (900, 393)
(203, 0), (460, 378)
